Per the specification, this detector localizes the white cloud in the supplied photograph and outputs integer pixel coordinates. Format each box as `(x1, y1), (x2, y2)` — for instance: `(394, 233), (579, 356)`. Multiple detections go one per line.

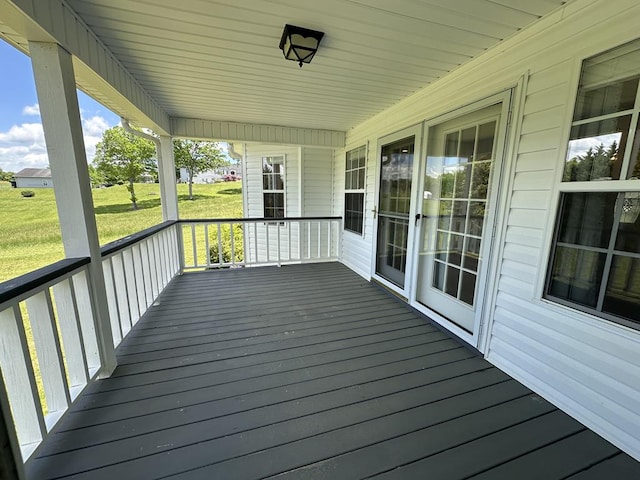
(82, 115), (111, 162)
(22, 104), (40, 116)
(0, 111), (115, 173)
(566, 132), (621, 160)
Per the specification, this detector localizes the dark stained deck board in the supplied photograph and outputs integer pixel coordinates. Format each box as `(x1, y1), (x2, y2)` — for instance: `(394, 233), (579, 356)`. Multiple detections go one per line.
(25, 263), (640, 479)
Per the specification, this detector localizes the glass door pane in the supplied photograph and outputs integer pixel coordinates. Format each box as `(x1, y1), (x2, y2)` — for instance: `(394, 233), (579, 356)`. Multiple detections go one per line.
(375, 136), (414, 287)
(417, 103), (502, 332)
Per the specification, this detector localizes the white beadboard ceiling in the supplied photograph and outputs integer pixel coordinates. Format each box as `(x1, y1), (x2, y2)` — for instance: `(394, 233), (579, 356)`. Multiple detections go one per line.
(58, 0), (566, 131)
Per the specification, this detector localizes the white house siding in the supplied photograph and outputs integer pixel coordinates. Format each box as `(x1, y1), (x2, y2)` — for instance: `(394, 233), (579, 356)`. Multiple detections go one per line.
(300, 147), (336, 260)
(15, 177), (53, 188)
(334, 142), (376, 279)
(243, 144), (299, 263)
(334, 0), (640, 460)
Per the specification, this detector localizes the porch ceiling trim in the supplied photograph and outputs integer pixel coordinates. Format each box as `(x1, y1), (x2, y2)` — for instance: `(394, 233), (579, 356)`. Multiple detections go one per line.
(171, 118), (345, 148)
(0, 0), (171, 134)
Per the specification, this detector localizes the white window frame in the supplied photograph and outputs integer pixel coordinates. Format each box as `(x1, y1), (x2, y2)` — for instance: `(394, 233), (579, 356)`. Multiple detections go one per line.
(262, 155), (286, 220)
(544, 39), (640, 331)
(344, 145), (367, 236)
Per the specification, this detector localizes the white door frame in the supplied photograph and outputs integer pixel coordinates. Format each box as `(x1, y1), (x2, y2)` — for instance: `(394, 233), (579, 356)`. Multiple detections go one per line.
(408, 90), (515, 349)
(370, 123), (424, 297)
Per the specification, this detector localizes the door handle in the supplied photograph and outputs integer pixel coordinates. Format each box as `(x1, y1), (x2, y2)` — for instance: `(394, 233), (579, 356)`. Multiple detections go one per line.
(415, 213), (422, 225)
(371, 206), (377, 219)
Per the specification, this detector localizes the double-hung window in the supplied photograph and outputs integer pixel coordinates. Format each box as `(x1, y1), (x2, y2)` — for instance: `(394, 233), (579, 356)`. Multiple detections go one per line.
(344, 145), (366, 235)
(545, 39), (640, 329)
(262, 156), (285, 219)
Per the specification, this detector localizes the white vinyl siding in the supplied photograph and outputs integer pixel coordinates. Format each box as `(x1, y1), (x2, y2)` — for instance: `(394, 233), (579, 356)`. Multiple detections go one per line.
(333, 0), (640, 460)
(244, 144), (335, 263)
(335, 142), (375, 279)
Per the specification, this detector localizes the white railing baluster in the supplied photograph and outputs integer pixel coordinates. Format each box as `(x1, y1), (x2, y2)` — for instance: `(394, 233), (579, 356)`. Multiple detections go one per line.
(133, 245), (147, 312)
(253, 222), (258, 263)
(327, 221), (332, 258)
(161, 230), (169, 286)
(148, 237), (159, 299)
(102, 259), (122, 347)
(230, 223), (236, 266)
(277, 222), (281, 267)
(51, 280), (88, 398)
(140, 241), (153, 307)
(288, 221), (292, 261)
(317, 221), (322, 259)
(190, 224), (197, 268)
(71, 270), (101, 375)
(163, 230), (171, 280)
(153, 234), (163, 290)
(0, 305), (46, 456)
(217, 223), (223, 265)
(297, 221), (302, 261)
(25, 290), (71, 420)
(307, 221), (311, 260)
(122, 249), (139, 325)
(204, 224), (210, 268)
(265, 223), (271, 262)
(111, 254), (131, 336)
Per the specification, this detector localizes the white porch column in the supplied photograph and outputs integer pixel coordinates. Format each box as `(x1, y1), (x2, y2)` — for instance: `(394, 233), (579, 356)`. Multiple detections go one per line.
(29, 42), (116, 376)
(158, 135), (179, 221)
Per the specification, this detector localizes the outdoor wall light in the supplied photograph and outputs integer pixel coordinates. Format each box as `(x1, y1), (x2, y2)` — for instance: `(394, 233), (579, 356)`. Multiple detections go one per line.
(279, 24), (324, 67)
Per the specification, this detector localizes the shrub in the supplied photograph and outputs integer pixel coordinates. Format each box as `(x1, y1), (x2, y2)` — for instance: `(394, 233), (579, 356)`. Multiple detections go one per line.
(21, 190), (35, 197)
(209, 224), (244, 266)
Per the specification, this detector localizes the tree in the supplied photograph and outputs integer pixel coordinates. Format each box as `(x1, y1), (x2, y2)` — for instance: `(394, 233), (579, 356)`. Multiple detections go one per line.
(563, 141), (618, 182)
(0, 168), (14, 182)
(94, 126), (156, 209)
(88, 164), (106, 187)
(173, 139), (227, 200)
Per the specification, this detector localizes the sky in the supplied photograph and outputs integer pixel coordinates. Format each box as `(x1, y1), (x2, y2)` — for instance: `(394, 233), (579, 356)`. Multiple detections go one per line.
(0, 39), (120, 174)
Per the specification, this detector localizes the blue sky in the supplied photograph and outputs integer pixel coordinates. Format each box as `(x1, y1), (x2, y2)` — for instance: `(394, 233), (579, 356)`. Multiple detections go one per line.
(0, 39), (120, 173)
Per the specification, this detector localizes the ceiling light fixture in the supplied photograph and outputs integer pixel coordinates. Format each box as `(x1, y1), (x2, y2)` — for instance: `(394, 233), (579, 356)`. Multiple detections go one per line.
(279, 24), (324, 67)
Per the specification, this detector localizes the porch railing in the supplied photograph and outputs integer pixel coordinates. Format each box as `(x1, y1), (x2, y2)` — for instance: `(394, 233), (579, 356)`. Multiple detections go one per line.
(101, 221), (181, 348)
(0, 222), (181, 463)
(180, 217), (342, 270)
(0, 257), (98, 460)
(0, 217), (339, 466)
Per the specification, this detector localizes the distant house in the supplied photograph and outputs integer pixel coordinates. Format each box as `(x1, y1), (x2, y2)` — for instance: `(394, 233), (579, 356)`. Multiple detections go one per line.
(13, 168), (53, 188)
(178, 164), (241, 184)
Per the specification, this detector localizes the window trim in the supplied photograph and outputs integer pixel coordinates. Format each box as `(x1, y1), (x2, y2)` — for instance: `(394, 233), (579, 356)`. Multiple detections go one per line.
(261, 155), (286, 220)
(344, 144), (367, 236)
(542, 39), (640, 331)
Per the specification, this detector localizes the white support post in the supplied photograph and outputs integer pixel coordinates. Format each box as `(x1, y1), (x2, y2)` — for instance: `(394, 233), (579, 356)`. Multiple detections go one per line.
(158, 136), (179, 221)
(29, 42), (116, 376)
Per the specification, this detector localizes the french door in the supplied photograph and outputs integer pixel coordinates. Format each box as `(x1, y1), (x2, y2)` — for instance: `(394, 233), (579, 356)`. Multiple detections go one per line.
(373, 125), (422, 292)
(415, 96), (510, 335)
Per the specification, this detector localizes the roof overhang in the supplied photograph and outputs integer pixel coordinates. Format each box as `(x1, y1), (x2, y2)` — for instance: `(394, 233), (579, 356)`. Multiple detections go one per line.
(0, 0), (568, 145)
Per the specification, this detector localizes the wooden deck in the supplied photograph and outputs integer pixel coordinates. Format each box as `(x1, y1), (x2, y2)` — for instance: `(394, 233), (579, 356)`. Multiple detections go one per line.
(25, 263), (640, 479)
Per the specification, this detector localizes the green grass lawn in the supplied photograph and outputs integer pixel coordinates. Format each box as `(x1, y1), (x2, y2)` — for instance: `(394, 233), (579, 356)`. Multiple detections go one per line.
(0, 181), (242, 283)
(0, 180), (242, 416)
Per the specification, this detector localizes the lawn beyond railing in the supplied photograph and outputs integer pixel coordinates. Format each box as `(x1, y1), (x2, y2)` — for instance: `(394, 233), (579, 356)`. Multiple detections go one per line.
(0, 217), (341, 466)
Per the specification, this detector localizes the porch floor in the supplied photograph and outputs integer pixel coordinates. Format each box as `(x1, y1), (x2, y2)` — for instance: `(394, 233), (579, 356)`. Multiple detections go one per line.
(26, 263), (640, 479)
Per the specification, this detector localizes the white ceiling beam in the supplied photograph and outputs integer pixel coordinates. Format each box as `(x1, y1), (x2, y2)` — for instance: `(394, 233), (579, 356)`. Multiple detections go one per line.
(171, 118), (345, 149)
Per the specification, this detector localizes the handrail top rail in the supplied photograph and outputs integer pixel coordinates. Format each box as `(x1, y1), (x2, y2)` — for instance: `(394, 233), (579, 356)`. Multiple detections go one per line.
(0, 257), (90, 306)
(100, 221), (177, 258)
(179, 216), (342, 223)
